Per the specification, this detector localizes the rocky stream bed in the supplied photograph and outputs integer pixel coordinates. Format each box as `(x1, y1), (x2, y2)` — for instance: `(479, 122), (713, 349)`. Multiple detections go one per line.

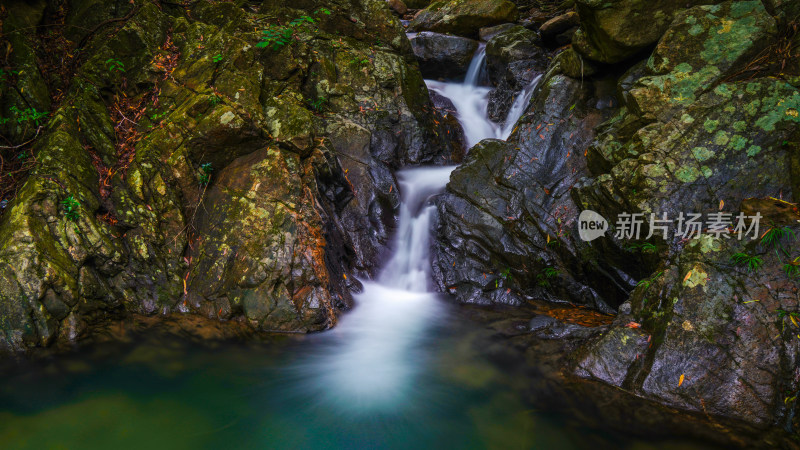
(0, 0), (799, 447)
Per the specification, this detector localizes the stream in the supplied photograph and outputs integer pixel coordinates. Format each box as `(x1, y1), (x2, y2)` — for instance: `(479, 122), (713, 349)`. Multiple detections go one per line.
(0, 47), (726, 450)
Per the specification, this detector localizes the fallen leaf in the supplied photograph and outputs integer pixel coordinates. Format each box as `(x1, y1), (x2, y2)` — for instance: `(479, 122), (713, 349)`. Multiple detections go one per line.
(625, 321), (641, 329)
(719, 199), (724, 210)
(679, 374), (685, 387)
(683, 271), (693, 282)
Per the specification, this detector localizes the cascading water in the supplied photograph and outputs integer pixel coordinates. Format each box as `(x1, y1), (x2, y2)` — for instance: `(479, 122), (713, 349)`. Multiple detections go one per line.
(426, 47), (541, 148)
(290, 45), (539, 414)
(291, 166), (454, 413)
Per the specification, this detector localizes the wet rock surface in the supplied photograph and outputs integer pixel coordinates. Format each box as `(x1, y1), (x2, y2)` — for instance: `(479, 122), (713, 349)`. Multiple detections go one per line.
(410, 31), (480, 79)
(0, 0), (458, 351)
(432, 0), (800, 434)
(409, 0), (519, 37)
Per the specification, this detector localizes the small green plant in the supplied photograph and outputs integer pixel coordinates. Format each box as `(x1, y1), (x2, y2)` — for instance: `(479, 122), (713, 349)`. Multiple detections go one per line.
(636, 270), (664, 290)
(150, 110), (169, 122)
(761, 226), (796, 257)
(199, 163), (213, 186)
(536, 267), (559, 287)
(626, 242), (658, 253)
(315, 7), (331, 15)
(0, 68), (19, 84)
(308, 96), (327, 112)
(289, 15), (316, 27)
(61, 195), (81, 222)
(209, 95), (222, 106)
(105, 58), (125, 73)
(784, 257), (800, 279)
(731, 252), (763, 272)
(212, 54), (223, 63)
(257, 25), (294, 50)
(5, 106), (49, 126)
(349, 56), (370, 66)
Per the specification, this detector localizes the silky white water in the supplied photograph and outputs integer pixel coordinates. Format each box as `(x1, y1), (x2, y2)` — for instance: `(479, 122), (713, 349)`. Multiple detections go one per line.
(290, 47), (539, 414)
(292, 166), (454, 413)
(426, 46), (542, 148)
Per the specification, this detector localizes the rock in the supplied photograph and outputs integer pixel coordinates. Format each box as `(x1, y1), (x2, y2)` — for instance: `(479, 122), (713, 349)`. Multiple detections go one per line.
(562, 3), (800, 430)
(528, 314), (560, 331)
(409, 0), (519, 37)
(485, 25), (546, 85)
(410, 32), (480, 79)
(551, 47), (598, 79)
(0, 0), (50, 144)
(478, 22), (517, 41)
(387, 0), (408, 15)
(433, 73), (621, 312)
(484, 25), (549, 120)
(404, 0), (432, 8)
(572, 0), (726, 64)
(575, 232), (800, 427)
(628, 1), (776, 123)
(538, 11), (580, 45)
(762, 0), (800, 19)
(0, 0), (458, 352)
(575, 327), (649, 386)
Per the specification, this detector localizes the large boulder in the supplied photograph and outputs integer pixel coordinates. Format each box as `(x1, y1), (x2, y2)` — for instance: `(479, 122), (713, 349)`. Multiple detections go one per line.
(572, 0), (725, 64)
(410, 32), (480, 79)
(433, 73), (620, 311)
(628, 1), (776, 123)
(409, 0), (519, 37)
(0, 0), (457, 352)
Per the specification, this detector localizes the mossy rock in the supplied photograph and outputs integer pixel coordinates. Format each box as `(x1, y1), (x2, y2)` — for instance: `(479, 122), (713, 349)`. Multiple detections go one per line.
(573, 0), (728, 64)
(409, 0), (519, 37)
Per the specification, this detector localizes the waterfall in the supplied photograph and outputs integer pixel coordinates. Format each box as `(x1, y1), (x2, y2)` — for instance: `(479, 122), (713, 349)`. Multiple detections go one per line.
(289, 45), (539, 413)
(292, 166), (453, 413)
(426, 48), (541, 149)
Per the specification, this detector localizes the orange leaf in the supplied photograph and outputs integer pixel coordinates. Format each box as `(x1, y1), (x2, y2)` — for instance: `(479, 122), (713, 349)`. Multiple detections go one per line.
(625, 321), (641, 329)
(683, 271), (693, 282)
(678, 374), (685, 387)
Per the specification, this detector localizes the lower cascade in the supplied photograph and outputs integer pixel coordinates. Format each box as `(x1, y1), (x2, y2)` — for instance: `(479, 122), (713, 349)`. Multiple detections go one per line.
(295, 166), (454, 411)
(290, 46), (540, 412)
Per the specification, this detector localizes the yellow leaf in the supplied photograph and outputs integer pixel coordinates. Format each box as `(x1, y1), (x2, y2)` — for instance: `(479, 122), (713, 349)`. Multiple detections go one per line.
(678, 374), (685, 387)
(719, 200), (724, 210)
(547, 234), (551, 244)
(791, 315), (798, 327)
